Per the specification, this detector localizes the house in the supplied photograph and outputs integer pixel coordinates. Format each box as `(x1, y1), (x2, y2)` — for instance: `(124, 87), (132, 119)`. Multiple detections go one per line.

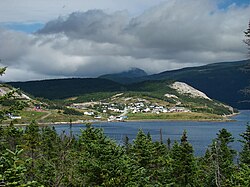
(84, 111), (94, 116)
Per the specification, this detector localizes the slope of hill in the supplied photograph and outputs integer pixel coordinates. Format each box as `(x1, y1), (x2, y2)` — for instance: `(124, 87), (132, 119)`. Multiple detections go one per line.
(8, 78), (126, 100)
(7, 60), (250, 109)
(100, 60), (250, 109)
(147, 60), (250, 109)
(47, 81), (232, 123)
(8, 77), (235, 116)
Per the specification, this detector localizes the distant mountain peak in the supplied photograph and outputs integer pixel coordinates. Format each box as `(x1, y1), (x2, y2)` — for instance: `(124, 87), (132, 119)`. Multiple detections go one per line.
(121, 67), (148, 78)
(98, 67), (147, 84)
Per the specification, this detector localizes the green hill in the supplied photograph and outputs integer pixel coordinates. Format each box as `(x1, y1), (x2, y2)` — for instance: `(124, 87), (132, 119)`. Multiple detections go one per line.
(7, 59), (250, 110)
(8, 78), (126, 100)
(147, 60), (250, 109)
(100, 60), (250, 109)
(7, 78), (236, 117)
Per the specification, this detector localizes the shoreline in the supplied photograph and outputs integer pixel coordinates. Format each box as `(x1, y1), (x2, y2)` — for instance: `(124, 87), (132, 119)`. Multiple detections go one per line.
(1, 112), (238, 127)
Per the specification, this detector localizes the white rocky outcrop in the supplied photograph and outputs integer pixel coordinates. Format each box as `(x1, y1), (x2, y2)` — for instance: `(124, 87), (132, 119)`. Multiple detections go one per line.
(164, 93), (178, 99)
(170, 82), (212, 100)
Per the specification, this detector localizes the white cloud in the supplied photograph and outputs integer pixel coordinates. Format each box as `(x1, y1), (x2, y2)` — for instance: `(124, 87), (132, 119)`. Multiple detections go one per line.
(0, 0), (165, 23)
(0, 0), (249, 82)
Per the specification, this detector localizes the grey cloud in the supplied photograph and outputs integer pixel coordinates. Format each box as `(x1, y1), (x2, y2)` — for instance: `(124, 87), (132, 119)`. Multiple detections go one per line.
(0, 0), (250, 82)
(38, 10), (133, 44)
(0, 29), (32, 63)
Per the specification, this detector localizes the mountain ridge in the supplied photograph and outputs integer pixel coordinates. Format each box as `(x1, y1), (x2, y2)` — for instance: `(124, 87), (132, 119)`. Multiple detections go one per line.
(99, 59), (250, 109)
(6, 59), (250, 109)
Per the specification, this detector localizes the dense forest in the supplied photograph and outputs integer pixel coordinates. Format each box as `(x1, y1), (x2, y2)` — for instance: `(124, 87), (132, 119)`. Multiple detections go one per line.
(0, 121), (250, 186)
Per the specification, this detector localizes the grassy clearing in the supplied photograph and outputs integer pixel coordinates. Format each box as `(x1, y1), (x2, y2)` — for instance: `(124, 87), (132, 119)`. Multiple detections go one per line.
(42, 110), (93, 123)
(2, 109), (95, 125)
(127, 112), (224, 121)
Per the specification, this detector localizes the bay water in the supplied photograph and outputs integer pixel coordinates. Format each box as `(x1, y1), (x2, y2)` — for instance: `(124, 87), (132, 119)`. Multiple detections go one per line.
(55, 110), (250, 156)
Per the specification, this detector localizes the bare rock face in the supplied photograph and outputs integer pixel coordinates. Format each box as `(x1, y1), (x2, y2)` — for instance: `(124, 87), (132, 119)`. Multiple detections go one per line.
(171, 82), (212, 100)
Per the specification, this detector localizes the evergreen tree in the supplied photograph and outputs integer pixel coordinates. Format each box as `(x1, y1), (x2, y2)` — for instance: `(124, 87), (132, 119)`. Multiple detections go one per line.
(35, 126), (63, 186)
(1, 123), (24, 152)
(170, 130), (197, 186)
(0, 148), (40, 186)
(203, 128), (236, 186)
(123, 135), (131, 154)
(77, 124), (129, 186)
(239, 124), (250, 165)
(23, 121), (41, 181)
(129, 129), (171, 186)
(230, 163), (250, 186)
(130, 129), (154, 168)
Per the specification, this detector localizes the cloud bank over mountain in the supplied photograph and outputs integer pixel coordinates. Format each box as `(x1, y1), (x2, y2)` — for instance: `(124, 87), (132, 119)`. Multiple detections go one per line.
(0, 0), (250, 81)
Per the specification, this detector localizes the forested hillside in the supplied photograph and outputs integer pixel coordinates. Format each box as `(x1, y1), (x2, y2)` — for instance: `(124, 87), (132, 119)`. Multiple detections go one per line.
(148, 60), (250, 109)
(8, 78), (125, 100)
(100, 60), (250, 109)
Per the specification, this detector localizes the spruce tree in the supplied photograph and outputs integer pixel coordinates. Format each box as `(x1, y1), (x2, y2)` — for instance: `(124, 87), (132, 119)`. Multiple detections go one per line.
(204, 128), (236, 186)
(23, 121), (41, 181)
(239, 124), (250, 165)
(170, 130), (197, 186)
(78, 124), (128, 186)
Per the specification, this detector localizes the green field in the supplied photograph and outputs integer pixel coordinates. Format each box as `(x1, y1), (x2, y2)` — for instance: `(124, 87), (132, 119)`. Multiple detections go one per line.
(2, 109), (95, 125)
(127, 112), (225, 121)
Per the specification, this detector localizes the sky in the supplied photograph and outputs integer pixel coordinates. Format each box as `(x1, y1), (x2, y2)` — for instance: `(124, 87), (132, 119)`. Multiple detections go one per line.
(0, 0), (250, 82)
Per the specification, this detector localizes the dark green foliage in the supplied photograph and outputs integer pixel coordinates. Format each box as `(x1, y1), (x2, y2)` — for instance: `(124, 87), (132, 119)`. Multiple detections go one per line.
(77, 124), (131, 186)
(99, 67), (148, 84)
(0, 148), (40, 187)
(149, 60), (250, 109)
(0, 123), (24, 152)
(230, 163), (250, 186)
(72, 92), (116, 103)
(8, 78), (125, 100)
(63, 107), (83, 116)
(202, 128), (236, 186)
(170, 131), (197, 186)
(239, 124), (250, 165)
(0, 124), (249, 186)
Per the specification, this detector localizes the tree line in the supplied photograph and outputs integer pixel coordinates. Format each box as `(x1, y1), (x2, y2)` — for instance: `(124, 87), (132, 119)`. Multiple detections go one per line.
(0, 121), (250, 186)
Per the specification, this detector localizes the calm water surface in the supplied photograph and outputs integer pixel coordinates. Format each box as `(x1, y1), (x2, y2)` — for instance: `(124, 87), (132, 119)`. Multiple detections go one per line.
(55, 110), (250, 156)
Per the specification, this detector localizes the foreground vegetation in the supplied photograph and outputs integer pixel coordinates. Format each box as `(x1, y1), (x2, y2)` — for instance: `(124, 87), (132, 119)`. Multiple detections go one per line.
(0, 122), (250, 186)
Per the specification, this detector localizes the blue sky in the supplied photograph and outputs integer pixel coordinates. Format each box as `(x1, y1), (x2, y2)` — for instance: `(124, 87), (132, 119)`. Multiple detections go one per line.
(0, 23), (44, 33)
(221, 0), (250, 7)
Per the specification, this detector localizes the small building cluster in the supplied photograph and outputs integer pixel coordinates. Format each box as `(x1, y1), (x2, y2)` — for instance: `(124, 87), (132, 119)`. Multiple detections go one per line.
(127, 102), (190, 114)
(70, 98), (191, 122)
